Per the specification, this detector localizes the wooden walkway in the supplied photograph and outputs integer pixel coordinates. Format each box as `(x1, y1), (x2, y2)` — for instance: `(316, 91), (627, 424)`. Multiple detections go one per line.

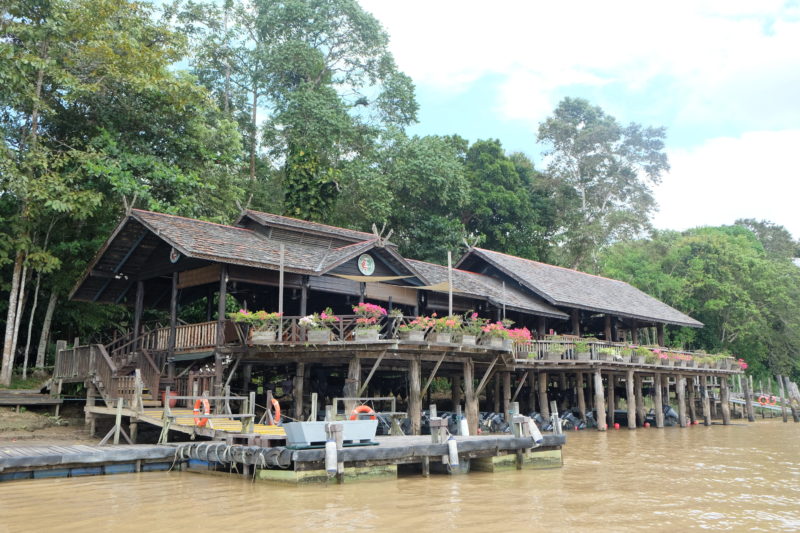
(141, 408), (286, 437)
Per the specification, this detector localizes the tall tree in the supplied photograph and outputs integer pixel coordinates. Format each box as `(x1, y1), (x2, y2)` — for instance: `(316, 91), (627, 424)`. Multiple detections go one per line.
(735, 218), (799, 260)
(537, 97), (669, 270)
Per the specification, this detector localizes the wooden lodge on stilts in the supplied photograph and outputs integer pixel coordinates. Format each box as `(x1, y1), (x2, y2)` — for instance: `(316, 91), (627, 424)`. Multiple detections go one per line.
(58, 208), (745, 452)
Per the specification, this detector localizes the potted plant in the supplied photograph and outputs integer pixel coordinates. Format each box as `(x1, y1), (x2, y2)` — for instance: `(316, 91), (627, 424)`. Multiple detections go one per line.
(683, 353), (696, 367)
(597, 347), (615, 361)
(459, 312), (486, 346)
(544, 341), (566, 361)
(736, 358), (748, 371)
(508, 327), (532, 351)
(397, 315), (434, 342)
(480, 321), (511, 349)
(429, 315), (462, 343)
(656, 349), (673, 366)
(574, 340), (591, 361)
(352, 302), (387, 342)
(643, 349), (658, 365)
(715, 355), (730, 370)
(619, 346), (633, 363)
(228, 309), (282, 344)
(633, 346), (650, 364)
(299, 307), (337, 343)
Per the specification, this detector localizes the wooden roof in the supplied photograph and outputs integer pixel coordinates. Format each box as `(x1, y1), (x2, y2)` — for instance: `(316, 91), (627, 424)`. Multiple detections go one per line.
(407, 260), (568, 320)
(456, 248), (702, 328)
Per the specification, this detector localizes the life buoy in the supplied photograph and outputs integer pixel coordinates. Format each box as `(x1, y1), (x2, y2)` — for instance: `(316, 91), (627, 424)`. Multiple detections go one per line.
(268, 397), (281, 425)
(193, 398), (211, 427)
(349, 405), (376, 420)
(770, 396), (778, 406)
(758, 395), (769, 406)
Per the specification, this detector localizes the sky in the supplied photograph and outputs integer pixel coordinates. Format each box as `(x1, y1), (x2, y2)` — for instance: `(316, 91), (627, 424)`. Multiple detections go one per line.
(358, 0), (800, 239)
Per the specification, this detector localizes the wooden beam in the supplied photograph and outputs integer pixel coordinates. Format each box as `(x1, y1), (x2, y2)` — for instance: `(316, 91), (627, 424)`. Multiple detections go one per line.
(594, 370), (606, 431)
(408, 356), (422, 435)
(576, 372), (586, 423)
(654, 373), (664, 428)
(357, 352), (386, 397)
(677, 374), (687, 428)
(420, 353), (446, 398)
(474, 356), (499, 397)
(626, 369), (636, 429)
(720, 376), (731, 425)
(463, 358), (478, 435)
(538, 372), (549, 420)
(511, 370), (530, 402)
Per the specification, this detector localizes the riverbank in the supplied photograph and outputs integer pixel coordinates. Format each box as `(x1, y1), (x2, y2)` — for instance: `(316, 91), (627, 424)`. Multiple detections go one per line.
(0, 406), (95, 445)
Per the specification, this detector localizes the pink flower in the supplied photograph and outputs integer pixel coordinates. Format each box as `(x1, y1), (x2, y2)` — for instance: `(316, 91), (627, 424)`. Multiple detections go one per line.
(471, 312), (478, 319)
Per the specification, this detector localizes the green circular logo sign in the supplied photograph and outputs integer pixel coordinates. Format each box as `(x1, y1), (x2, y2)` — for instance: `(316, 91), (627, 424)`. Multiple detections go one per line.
(358, 254), (375, 276)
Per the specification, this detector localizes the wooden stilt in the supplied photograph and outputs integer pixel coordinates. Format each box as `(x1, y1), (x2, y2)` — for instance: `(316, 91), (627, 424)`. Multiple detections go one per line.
(538, 372), (549, 420)
(343, 357), (361, 416)
(492, 374), (500, 413)
(626, 369), (636, 429)
(527, 371), (536, 414)
(293, 362), (305, 421)
(635, 374), (645, 427)
(559, 373), (569, 412)
(777, 375), (788, 423)
(720, 376), (731, 425)
(451, 374), (461, 411)
(742, 374), (755, 422)
(502, 372), (511, 422)
(654, 373), (664, 428)
(463, 359), (479, 435)
(606, 374), (615, 428)
(409, 356), (421, 435)
(594, 370), (606, 431)
(688, 377), (697, 423)
(576, 372), (587, 423)
(701, 376), (711, 425)
(676, 374), (687, 428)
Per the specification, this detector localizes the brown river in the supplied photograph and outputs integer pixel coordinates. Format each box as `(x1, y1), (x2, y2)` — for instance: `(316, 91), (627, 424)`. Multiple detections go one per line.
(1, 420), (798, 532)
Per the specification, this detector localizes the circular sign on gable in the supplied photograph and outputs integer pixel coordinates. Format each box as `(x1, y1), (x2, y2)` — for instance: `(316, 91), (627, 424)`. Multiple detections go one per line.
(357, 254), (375, 276)
(169, 247), (181, 263)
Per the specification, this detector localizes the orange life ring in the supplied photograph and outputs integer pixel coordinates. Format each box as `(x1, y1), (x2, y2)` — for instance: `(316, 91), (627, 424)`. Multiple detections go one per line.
(349, 405), (376, 420)
(758, 395), (768, 406)
(268, 397), (281, 425)
(770, 396), (778, 406)
(193, 398), (211, 427)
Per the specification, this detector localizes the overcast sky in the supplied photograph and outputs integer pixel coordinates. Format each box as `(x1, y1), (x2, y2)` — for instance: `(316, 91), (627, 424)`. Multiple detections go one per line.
(359, 0), (800, 239)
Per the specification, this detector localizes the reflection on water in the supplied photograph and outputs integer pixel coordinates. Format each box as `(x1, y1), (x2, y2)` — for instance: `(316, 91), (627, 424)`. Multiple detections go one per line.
(1, 421), (799, 532)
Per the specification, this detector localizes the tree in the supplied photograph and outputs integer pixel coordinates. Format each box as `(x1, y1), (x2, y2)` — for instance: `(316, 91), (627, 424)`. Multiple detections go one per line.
(537, 97), (669, 270)
(735, 218), (800, 260)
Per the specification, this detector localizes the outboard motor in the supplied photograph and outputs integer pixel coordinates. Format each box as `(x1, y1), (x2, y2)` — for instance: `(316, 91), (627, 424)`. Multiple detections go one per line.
(530, 411), (553, 432)
(561, 411), (582, 430)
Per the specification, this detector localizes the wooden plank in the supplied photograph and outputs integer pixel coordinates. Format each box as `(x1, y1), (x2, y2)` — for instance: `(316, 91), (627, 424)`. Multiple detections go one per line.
(358, 352), (385, 397)
(420, 353), (446, 397)
(177, 264), (221, 289)
(474, 356), (499, 396)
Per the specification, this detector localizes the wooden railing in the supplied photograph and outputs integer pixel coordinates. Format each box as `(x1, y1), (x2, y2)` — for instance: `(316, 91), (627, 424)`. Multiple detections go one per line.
(141, 321), (224, 352)
(53, 345), (94, 382)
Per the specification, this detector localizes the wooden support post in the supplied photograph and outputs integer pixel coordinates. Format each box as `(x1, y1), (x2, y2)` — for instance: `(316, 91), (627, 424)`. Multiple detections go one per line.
(502, 372), (511, 423)
(168, 272), (178, 379)
(656, 323), (664, 347)
(603, 315), (612, 342)
(344, 357), (361, 416)
(688, 377), (697, 423)
(677, 375), (687, 428)
(606, 374), (615, 428)
(626, 370), (636, 429)
(537, 316), (546, 338)
(631, 319), (639, 344)
(559, 373), (568, 412)
(54, 379), (63, 418)
(777, 375), (788, 423)
(576, 372), (587, 423)
(571, 309), (580, 336)
(359, 352), (386, 397)
(742, 374), (755, 422)
(720, 376), (731, 425)
(463, 358), (479, 435)
(299, 275), (309, 317)
(654, 374), (664, 428)
(113, 397), (123, 445)
(451, 374), (461, 410)
(538, 372), (549, 420)
(493, 374), (500, 413)
(635, 374), (645, 427)
(782, 376), (800, 423)
(409, 356), (422, 435)
(701, 377), (711, 425)
(133, 281), (144, 350)
(85, 382), (97, 436)
(294, 362), (305, 421)
(130, 420), (138, 443)
(594, 370), (606, 431)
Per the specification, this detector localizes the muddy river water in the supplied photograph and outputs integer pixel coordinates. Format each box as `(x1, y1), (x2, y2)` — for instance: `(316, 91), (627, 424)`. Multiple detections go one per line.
(1, 420), (798, 532)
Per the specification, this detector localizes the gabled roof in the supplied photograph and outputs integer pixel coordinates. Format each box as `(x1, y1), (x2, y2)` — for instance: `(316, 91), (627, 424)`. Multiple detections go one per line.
(238, 209), (378, 243)
(71, 210), (427, 303)
(407, 260), (568, 320)
(457, 248), (703, 328)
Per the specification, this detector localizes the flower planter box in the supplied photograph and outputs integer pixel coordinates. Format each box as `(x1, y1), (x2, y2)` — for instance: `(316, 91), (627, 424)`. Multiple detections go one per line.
(399, 330), (426, 342)
(658, 358), (674, 366)
(482, 337), (511, 349)
(716, 360), (730, 370)
(459, 334), (477, 346)
(355, 329), (380, 342)
(544, 351), (563, 361)
(631, 355), (645, 364)
(575, 352), (591, 361)
(429, 332), (452, 344)
(251, 329), (277, 344)
(596, 353), (612, 361)
(306, 329), (331, 343)
(619, 355), (631, 363)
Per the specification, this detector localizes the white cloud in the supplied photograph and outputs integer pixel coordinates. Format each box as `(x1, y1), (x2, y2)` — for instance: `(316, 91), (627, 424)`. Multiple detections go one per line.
(652, 130), (800, 238)
(359, 0), (800, 129)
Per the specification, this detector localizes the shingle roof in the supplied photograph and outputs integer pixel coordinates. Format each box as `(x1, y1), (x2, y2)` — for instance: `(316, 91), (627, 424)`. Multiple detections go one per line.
(407, 260), (568, 320)
(240, 209), (377, 243)
(459, 248), (703, 327)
